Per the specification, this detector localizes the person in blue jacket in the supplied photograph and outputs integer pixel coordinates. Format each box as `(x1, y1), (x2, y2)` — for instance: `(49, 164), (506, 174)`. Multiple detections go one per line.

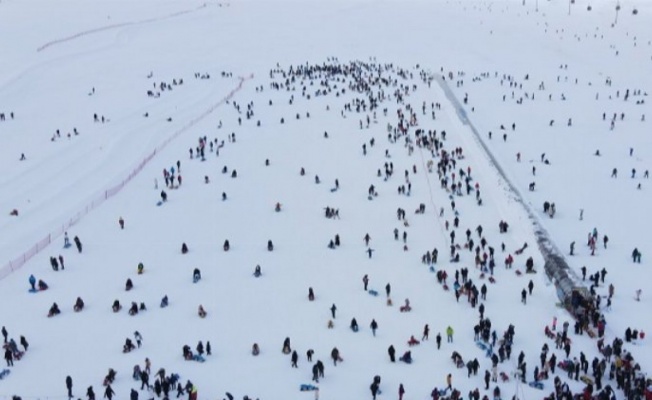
(29, 274), (36, 291)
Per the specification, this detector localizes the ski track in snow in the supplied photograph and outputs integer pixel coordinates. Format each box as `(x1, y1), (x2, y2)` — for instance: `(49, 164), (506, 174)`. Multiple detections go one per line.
(36, 3), (216, 52)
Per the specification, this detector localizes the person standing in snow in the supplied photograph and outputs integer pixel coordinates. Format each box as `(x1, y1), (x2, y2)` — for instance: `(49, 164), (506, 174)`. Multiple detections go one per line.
(103, 384), (114, 400)
(330, 304), (337, 318)
(20, 336), (28, 352)
(66, 376), (73, 399)
(4, 347), (13, 366)
(29, 274), (36, 291)
(331, 347), (341, 366)
(73, 236), (82, 253)
(388, 345), (396, 362)
(86, 386), (95, 400)
(446, 326), (454, 343)
(370, 319), (378, 336)
(399, 383), (405, 400)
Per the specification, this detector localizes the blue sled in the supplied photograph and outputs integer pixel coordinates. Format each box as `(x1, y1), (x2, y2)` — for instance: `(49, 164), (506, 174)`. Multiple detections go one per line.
(528, 381), (544, 390)
(368, 290), (379, 296)
(0, 369), (10, 380)
(300, 384), (318, 391)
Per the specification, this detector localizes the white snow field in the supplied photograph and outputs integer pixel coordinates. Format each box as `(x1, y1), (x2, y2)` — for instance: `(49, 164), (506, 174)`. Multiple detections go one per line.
(0, 0), (650, 399)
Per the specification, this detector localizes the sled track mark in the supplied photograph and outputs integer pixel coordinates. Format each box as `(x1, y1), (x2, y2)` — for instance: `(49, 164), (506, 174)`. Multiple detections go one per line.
(36, 2), (220, 52)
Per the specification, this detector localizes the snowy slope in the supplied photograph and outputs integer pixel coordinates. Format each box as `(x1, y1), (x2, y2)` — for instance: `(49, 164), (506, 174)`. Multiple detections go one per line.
(0, 0), (650, 399)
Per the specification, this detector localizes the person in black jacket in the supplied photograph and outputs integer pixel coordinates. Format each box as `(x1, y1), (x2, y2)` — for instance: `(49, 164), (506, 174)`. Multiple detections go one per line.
(388, 345), (396, 362)
(66, 375), (73, 399)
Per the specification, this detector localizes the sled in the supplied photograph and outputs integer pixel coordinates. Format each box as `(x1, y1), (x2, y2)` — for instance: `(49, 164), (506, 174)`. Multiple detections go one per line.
(300, 384), (318, 391)
(63, 243), (72, 249)
(488, 276), (496, 284)
(368, 290), (379, 297)
(0, 369), (10, 380)
(156, 201), (163, 206)
(367, 195), (373, 201)
(429, 266), (436, 272)
(28, 288), (38, 293)
(500, 372), (510, 382)
(528, 381), (544, 390)
(476, 341), (489, 351)
(579, 376), (593, 385)
(330, 188), (338, 192)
